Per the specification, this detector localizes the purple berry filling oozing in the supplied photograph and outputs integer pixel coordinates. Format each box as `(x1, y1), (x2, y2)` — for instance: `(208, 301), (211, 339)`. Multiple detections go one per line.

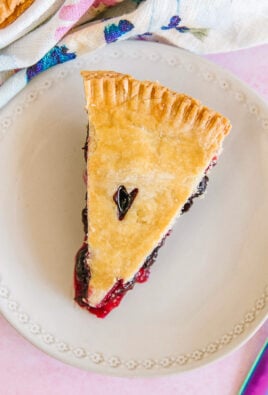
(74, 128), (216, 317)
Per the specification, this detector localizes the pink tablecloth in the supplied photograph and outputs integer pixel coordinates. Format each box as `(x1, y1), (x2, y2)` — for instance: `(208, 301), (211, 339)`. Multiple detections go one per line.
(0, 44), (268, 394)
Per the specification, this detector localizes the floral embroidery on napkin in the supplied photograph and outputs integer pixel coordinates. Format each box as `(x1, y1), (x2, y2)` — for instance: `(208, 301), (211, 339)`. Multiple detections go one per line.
(104, 20), (134, 43)
(161, 15), (208, 41)
(26, 45), (76, 82)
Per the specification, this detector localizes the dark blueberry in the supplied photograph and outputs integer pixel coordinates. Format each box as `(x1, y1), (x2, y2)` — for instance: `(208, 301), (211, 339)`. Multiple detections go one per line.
(74, 244), (90, 305)
(181, 175), (209, 214)
(82, 124), (89, 162)
(82, 207), (88, 234)
(196, 175), (208, 196)
(113, 185), (139, 220)
(181, 200), (193, 213)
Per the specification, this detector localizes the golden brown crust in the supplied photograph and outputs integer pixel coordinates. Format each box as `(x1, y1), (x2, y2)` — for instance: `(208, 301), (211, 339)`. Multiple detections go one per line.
(81, 70), (231, 306)
(0, 0), (35, 29)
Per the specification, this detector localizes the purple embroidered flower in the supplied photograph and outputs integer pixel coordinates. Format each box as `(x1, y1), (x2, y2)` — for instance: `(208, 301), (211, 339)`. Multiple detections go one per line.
(161, 15), (189, 32)
(104, 20), (134, 43)
(136, 32), (153, 40)
(26, 45), (76, 82)
(176, 26), (190, 33)
(161, 15), (207, 40)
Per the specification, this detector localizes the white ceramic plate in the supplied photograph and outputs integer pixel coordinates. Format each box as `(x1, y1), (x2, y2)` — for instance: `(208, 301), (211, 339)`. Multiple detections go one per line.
(0, 41), (267, 376)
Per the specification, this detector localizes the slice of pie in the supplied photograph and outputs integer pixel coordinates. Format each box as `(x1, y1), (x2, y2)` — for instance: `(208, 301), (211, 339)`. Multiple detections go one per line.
(74, 70), (231, 318)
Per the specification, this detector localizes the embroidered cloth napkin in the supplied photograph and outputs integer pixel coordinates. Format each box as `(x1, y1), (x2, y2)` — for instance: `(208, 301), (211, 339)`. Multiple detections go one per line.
(0, 0), (268, 109)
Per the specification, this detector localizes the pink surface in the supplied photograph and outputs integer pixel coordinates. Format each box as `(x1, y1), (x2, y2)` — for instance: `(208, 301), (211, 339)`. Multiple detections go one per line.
(1, 44), (268, 394)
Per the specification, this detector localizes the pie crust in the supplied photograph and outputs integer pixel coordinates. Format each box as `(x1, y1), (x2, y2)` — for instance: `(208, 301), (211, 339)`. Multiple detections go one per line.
(79, 70), (231, 309)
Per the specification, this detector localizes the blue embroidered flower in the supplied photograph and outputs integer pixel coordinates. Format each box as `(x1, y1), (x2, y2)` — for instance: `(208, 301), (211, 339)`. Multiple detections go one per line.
(161, 15), (189, 32)
(164, 15), (181, 29)
(26, 45), (76, 82)
(104, 20), (134, 43)
(161, 15), (208, 41)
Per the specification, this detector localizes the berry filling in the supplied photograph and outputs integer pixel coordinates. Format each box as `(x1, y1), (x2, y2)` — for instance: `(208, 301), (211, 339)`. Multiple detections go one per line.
(74, 128), (218, 318)
(113, 185), (139, 220)
(181, 155), (217, 213)
(74, 234), (168, 318)
(181, 175), (209, 213)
